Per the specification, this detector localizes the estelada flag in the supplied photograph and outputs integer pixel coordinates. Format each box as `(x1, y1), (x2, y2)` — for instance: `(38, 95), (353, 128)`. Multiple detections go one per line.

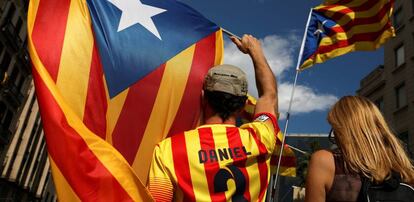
(27, 0), (223, 200)
(299, 0), (395, 70)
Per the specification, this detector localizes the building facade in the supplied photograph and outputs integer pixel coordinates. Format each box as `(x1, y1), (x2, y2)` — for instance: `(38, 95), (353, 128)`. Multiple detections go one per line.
(0, 0), (56, 201)
(358, 0), (414, 156)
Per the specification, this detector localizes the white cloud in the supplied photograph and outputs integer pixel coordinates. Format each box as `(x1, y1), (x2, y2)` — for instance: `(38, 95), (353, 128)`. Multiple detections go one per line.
(223, 34), (338, 119)
(224, 35), (296, 81)
(278, 83), (338, 119)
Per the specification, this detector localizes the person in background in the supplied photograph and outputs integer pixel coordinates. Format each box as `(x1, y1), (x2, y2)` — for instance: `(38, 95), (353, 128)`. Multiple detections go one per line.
(305, 96), (414, 202)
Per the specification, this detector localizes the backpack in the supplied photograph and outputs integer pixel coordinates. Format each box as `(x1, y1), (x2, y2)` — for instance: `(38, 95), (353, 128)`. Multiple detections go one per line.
(357, 172), (414, 202)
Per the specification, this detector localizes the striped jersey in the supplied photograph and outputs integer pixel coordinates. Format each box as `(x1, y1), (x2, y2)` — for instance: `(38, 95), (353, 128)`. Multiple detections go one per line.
(148, 113), (280, 202)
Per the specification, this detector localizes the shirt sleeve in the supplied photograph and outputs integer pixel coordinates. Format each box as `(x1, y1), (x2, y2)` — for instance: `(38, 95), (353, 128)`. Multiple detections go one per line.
(147, 144), (174, 202)
(240, 112), (280, 154)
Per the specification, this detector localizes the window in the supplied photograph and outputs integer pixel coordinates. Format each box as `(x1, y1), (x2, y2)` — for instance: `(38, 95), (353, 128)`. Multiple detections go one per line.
(393, 7), (403, 29)
(398, 131), (409, 142)
(0, 69), (4, 83)
(395, 45), (405, 67)
(374, 97), (384, 112)
(398, 131), (409, 150)
(9, 66), (18, 82)
(0, 43), (4, 82)
(395, 83), (407, 108)
(412, 0), (414, 14)
(6, 4), (16, 21)
(24, 1), (29, 11)
(17, 76), (25, 93)
(15, 18), (23, 34)
(0, 102), (6, 120)
(2, 110), (14, 130)
(0, 42), (3, 55)
(0, 185), (11, 202)
(11, 67), (23, 88)
(0, 52), (11, 71)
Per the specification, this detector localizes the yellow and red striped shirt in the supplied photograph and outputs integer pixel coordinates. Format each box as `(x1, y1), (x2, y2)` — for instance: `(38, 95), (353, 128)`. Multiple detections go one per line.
(148, 113), (280, 202)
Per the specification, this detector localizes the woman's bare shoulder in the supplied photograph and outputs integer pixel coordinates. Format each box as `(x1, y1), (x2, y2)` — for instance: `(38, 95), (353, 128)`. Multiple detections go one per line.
(305, 149), (337, 202)
(309, 149), (335, 173)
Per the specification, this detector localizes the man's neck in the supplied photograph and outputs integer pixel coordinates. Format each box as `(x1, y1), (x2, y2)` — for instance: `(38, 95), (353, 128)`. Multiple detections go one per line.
(203, 115), (237, 125)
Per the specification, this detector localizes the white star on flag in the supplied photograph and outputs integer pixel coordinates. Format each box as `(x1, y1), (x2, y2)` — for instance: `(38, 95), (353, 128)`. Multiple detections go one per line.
(314, 20), (328, 35)
(108, 0), (167, 40)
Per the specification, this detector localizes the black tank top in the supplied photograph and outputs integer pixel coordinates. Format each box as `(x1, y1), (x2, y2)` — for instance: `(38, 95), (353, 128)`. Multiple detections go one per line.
(326, 152), (361, 202)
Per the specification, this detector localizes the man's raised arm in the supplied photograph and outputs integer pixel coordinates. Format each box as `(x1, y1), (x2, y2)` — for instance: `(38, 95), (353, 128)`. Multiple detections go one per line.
(231, 35), (278, 118)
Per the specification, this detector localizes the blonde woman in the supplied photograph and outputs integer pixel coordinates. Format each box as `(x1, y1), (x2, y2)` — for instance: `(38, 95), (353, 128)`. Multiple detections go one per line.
(305, 96), (414, 202)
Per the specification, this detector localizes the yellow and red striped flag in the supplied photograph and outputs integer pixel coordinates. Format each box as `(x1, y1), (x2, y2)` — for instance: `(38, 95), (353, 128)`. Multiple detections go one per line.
(28, 0), (223, 200)
(241, 96), (296, 177)
(299, 0), (395, 70)
(270, 140), (296, 177)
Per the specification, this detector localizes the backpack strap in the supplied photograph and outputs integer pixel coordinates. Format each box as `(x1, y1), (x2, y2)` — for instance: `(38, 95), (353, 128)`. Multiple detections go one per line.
(357, 176), (371, 202)
(357, 172), (403, 202)
(383, 171), (402, 190)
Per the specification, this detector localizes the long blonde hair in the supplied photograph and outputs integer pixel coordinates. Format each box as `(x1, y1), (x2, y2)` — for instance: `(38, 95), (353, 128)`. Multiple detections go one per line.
(328, 96), (414, 184)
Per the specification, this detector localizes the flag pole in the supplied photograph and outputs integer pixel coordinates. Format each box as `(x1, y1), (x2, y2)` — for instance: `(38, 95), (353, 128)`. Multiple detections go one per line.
(221, 12), (313, 199)
(222, 28), (241, 40)
(268, 8), (313, 202)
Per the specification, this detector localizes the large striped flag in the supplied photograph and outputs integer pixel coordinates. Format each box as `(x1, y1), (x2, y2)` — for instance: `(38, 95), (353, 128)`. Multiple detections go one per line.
(28, 0), (223, 200)
(299, 0), (395, 70)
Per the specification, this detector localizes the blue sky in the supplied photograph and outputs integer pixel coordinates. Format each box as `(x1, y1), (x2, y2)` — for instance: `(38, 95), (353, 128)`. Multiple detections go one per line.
(180, 0), (384, 134)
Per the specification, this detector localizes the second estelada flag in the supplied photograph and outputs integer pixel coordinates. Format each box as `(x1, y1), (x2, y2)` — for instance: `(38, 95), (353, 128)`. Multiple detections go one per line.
(299, 0), (395, 70)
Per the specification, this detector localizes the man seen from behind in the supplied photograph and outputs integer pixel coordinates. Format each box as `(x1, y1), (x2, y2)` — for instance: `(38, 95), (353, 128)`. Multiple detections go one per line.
(147, 34), (280, 202)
